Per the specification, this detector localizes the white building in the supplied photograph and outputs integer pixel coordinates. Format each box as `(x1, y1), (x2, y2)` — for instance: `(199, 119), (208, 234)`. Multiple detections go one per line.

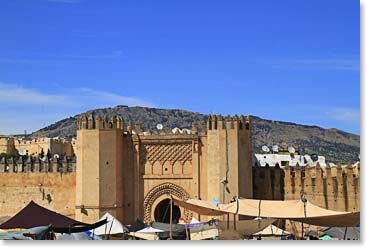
(253, 152), (327, 168)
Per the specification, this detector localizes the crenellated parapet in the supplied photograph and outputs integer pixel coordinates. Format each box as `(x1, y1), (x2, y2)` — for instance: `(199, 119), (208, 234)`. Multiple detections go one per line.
(0, 154), (76, 174)
(207, 114), (251, 131)
(282, 161), (360, 180)
(77, 114), (251, 137)
(77, 115), (124, 130)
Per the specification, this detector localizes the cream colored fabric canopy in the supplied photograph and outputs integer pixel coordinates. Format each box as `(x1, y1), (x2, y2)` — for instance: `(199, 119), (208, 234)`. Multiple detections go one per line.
(173, 198), (227, 216)
(173, 198), (360, 227)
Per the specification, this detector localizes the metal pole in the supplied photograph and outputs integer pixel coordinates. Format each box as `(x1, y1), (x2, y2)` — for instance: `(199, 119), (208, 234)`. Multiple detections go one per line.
(233, 214), (236, 231)
(107, 218), (114, 240)
(344, 227), (348, 240)
(170, 194), (173, 240)
(227, 213), (229, 230)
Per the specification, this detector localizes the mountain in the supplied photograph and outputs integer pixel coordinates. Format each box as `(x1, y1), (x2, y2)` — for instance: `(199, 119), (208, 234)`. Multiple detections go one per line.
(30, 105), (360, 164)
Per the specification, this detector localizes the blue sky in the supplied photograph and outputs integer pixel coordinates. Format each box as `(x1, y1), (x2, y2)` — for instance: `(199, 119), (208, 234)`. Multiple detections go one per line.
(0, 0), (360, 134)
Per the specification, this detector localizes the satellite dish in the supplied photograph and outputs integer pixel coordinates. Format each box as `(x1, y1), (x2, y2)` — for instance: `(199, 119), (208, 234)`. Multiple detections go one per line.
(18, 149), (26, 156)
(272, 145), (279, 153)
(304, 155), (312, 164)
(54, 154), (59, 160)
(40, 157), (46, 162)
(262, 145), (270, 153)
(288, 146), (296, 154)
(311, 154), (318, 162)
(172, 127), (182, 134)
(156, 124), (163, 130)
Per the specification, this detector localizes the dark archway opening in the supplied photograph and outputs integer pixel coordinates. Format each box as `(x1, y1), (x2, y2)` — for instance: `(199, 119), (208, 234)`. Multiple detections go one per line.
(154, 199), (181, 223)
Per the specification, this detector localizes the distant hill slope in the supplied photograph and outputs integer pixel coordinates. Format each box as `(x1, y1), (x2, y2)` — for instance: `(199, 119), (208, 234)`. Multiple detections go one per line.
(30, 105), (360, 164)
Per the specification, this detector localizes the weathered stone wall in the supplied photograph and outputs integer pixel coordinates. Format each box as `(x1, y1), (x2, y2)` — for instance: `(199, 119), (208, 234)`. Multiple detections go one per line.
(253, 164), (360, 237)
(253, 164), (359, 211)
(0, 172), (76, 218)
(252, 166), (284, 200)
(283, 164), (360, 212)
(75, 114), (253, 225)
(0, 137), (75, 157)
(0, 137), (15, 154)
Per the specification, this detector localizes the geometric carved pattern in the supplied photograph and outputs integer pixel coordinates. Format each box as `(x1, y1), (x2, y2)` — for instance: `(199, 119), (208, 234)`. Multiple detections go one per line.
(141, 144), (192, 164)
(143, 183), (192, 223)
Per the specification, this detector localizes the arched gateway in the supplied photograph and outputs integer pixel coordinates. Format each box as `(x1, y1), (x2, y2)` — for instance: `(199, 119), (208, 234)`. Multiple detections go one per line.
(143, 183), (192, 223)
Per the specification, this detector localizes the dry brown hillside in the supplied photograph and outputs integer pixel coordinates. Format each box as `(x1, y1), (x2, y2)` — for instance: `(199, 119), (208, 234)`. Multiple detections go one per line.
(30, 105), (360, 164)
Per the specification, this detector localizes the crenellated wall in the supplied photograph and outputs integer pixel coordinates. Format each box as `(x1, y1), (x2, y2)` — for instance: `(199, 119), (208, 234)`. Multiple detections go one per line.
(253, 163), (360, 212)
(0, 156), (76, 218)
(283, 163), (360, 212)
(252, 165), (285, 200)
(75, 114), (253, 224)
(1, 137), (75, 158)
(1, 114), (255, 225)
(252, 163), (360, 236)
(0, 137), (15, 154)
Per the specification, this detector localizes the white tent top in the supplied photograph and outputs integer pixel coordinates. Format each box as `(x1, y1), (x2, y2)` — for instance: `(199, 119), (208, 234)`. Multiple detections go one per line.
(93, 212), (127, 236)
(253, 224), (291, 236)
(190, 217), (200, 224)
(136, 226), (164, 233)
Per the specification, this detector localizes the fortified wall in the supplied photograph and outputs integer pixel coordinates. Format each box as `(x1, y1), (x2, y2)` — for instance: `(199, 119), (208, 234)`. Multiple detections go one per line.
(253, 163), (360, 212)
(253, 163), (360, 235)
(0, 137), (15, 154)
(0, 156), (76, 218)
(0, 114), (359, 230)
(0, 137), (75, 157)
(75, 114), (253, 224)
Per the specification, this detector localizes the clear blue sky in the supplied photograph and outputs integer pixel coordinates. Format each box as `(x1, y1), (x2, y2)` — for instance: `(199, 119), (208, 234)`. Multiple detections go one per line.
(0, 0), (360, 134)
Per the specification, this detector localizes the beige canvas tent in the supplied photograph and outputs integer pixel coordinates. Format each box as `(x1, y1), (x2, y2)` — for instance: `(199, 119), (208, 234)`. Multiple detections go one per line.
(173, 198), (359, 227)
(221, 199), (359, 227)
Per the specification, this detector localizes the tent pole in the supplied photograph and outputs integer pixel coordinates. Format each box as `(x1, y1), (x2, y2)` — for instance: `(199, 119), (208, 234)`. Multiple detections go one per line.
(170, 193), (173, 240)
(107, 218), (114, 240)
(104, 217), (107, 237)
(344, 227), (348, 240)
(227, 213), (229, 230)
(233, 214), (236, 231)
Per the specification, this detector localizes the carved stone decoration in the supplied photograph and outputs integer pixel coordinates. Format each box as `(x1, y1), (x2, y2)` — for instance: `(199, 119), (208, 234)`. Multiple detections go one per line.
(143, 183), (192, 223)
(140, 143), (192, 165)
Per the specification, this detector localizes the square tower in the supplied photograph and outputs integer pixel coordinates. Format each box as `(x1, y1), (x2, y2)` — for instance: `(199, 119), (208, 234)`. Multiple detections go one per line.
(75, 115), (124, 223)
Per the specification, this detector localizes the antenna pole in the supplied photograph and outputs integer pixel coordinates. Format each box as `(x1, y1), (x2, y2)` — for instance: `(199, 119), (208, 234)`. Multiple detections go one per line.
(170, 193), (173, 240)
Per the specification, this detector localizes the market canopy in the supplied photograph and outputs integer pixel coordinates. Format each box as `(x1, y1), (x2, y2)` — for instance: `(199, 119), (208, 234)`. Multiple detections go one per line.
(251, 224), (291, 237)
(321, 226), (360, 240)
(93, 212), (128, 236)
(0, 225), (52, 240)
(221, 198), (360, 227)
(172, 198), (227, 216)
(218, 218), (276, 235)
(0, 201), (107, 233)
(173, 198), (360, 227)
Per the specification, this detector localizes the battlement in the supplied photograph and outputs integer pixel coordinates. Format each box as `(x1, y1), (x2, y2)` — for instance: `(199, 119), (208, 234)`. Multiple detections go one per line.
(282, 161), (360, 179)
(77, 114), (208, 136)
(14, 137), (67, 145)
(0, 155), (76, 174)
(207, 114), (251, 131)
(77, 115), (124, 130)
